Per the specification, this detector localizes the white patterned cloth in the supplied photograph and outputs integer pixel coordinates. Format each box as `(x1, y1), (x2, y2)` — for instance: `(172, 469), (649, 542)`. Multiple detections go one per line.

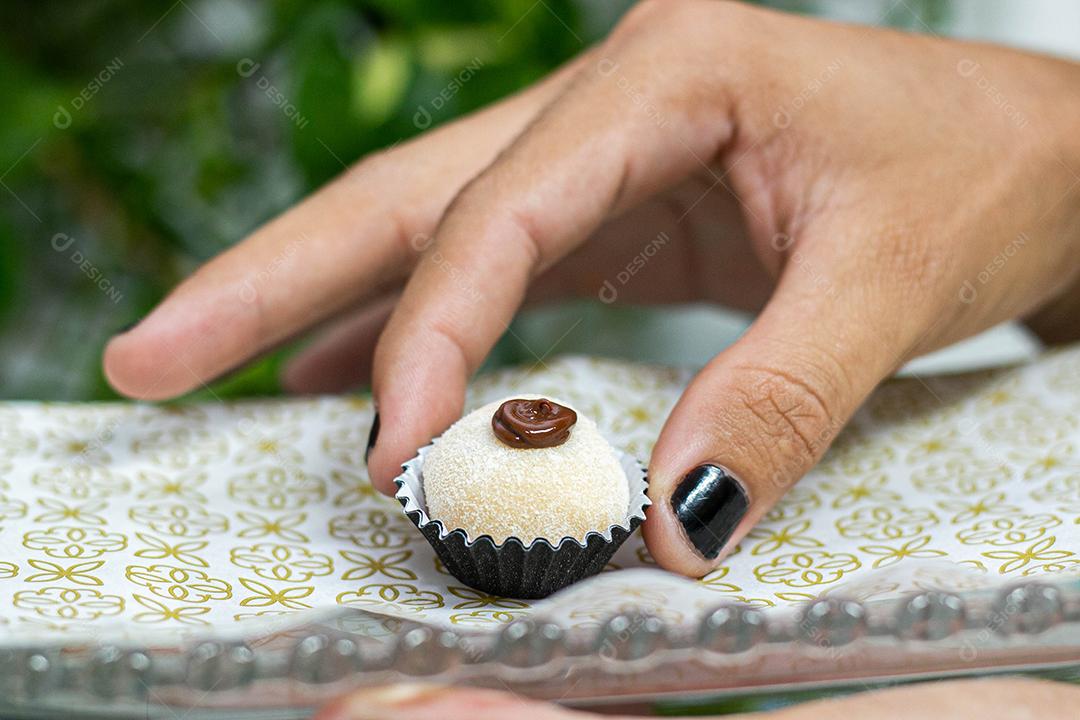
(1, 346), (1079, 644)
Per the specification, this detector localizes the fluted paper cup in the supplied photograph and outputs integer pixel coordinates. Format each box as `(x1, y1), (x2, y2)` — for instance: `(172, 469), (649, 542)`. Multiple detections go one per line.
(394, 443), (649, 599)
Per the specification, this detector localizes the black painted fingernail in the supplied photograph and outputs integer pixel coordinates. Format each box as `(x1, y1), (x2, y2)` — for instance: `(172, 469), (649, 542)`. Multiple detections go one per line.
(671, 464), (749, 560)
(365, 412), (380, 464)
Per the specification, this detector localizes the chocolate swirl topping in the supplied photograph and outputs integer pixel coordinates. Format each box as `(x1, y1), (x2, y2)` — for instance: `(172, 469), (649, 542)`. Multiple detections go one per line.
(492, 398), (577, 449)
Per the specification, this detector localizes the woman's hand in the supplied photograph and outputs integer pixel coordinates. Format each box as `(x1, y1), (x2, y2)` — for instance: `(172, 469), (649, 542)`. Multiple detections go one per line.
(103, 0), (1080, 577)
(311, 677), (1080, 720)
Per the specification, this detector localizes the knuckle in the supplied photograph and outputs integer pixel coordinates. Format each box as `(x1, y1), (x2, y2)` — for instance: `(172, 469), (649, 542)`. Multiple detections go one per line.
(612, 0), (732, 40)
(612, 0), (671, 37)
(383, 200), (425, 263)
(730, 362), (841, 482)
(448, 173), (547, 271)
(603, 0), (755, 116)
(346, 147), (394, 185)
(343, 151), (431, 262)
(504, 205), (547, 270)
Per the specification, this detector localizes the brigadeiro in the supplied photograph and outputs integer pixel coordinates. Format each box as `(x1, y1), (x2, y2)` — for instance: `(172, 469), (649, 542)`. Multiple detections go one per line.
(394, 395), (649, 598)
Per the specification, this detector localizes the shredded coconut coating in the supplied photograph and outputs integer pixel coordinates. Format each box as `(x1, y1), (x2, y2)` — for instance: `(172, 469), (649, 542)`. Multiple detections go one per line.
(423, 396), (629, 543)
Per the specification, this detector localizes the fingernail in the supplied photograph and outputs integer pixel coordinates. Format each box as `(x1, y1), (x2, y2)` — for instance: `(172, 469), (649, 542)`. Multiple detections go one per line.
(114, 319), (141, 336)
(317, 683), (447, 720)
(671, 464), (749, 560)
(365, 412), (380, 464)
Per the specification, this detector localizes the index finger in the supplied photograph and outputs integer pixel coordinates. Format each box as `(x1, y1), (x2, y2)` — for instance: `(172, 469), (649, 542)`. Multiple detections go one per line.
(102, 55), (586, 400)
(367, 19), (735, 491)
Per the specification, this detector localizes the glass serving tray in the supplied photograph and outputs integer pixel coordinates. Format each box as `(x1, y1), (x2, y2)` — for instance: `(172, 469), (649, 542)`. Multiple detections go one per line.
(2, 348), (1080, 717)
(0, 576), (1078, 718)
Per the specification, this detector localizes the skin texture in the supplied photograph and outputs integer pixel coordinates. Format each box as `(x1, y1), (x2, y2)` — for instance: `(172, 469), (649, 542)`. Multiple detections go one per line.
(104, 2), (1080, 578)
(101, 3), (1080, 715)
(311, 678), (1080, 720)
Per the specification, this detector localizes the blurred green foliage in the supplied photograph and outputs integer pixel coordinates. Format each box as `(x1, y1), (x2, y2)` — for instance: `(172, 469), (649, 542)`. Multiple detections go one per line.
(0, 0), (945, 400)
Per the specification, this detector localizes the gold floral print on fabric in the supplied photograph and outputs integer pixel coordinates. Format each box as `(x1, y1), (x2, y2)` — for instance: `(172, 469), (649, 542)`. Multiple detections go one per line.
(0, 348), (1078, 641)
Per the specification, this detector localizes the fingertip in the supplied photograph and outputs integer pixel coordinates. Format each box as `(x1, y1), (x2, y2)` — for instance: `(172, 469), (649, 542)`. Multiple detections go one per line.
(103, 327), (192, 401)
(644, 426), (753, 577)
(641, 493), (740, 578)
(367, 327), (470, 495)
(364, 393), (462, 496)
(361, 397), (414, 495)
(310, 683), (449, 720)
(103, 277), (264, 400)
(365, 450), (401, 496)
(311, 684), (582, 720)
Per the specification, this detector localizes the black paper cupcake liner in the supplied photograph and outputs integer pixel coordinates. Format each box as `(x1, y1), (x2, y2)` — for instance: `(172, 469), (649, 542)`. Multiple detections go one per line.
(394, 444), (650, 599)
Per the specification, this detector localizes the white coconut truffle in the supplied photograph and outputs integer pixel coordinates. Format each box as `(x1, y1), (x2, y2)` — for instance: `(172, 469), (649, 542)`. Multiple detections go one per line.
(423, 396), (629, 543)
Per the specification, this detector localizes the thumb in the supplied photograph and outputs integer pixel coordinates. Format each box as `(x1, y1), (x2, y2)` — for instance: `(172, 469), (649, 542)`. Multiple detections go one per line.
(643, 247), (921, 577)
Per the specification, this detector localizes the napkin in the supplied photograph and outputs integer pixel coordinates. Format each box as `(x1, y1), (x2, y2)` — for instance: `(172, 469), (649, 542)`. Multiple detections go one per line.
(1, 346), (1078, 643)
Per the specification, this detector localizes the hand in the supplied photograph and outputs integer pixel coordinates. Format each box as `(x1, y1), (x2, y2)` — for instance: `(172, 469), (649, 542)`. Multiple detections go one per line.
(311, 678), (1080, 720)
(104, 0), (1080, 577)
